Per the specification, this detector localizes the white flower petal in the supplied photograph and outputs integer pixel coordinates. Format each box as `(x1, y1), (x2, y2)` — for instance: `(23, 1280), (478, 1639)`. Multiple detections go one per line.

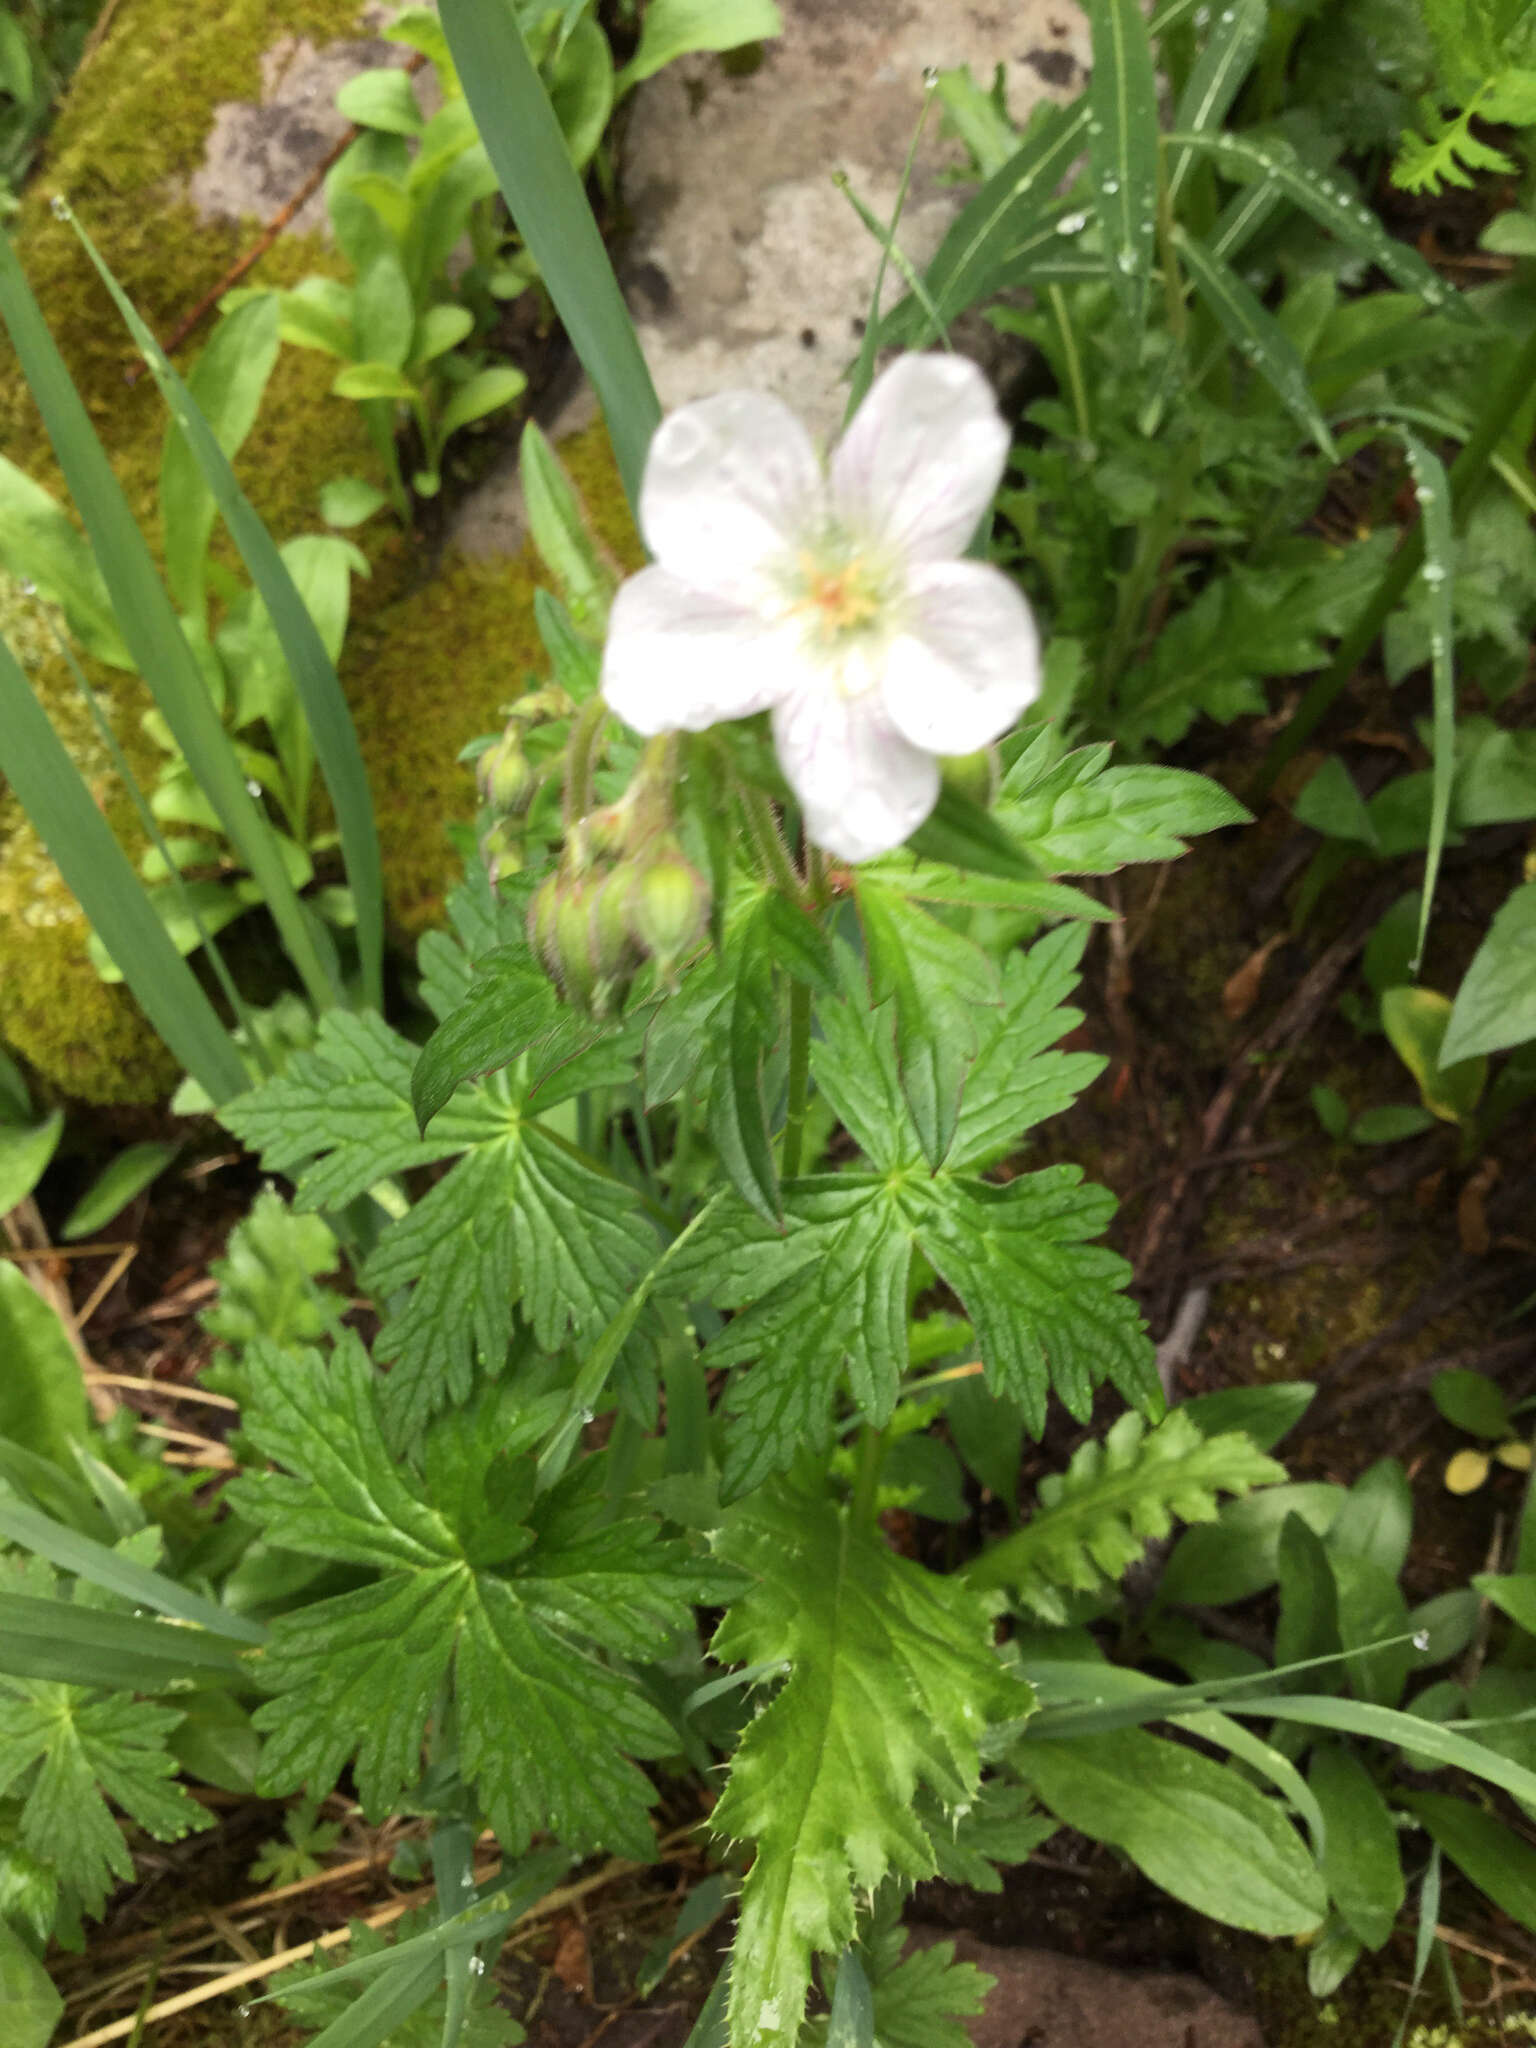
(772, 685), (940, 863)
(640, 390), (825, 604)
(880, 561), (1040, 756)
(602, 566), (787, 733)
(831, 354), (1010, 565)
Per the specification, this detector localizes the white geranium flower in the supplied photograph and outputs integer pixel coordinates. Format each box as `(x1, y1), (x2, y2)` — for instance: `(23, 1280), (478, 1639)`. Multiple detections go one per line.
(601, 354), (1040, 863)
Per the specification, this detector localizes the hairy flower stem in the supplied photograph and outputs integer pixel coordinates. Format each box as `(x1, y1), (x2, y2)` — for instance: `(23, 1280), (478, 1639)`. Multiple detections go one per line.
(781, 981), (812, 1180)
(1257, 315), (1536, 796)
(563, 695), (609, 829)
(739, 782), (805, 901)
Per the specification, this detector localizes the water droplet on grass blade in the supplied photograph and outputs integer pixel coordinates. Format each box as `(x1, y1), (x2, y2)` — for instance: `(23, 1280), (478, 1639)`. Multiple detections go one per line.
(1413, 1629), (1431, 1652)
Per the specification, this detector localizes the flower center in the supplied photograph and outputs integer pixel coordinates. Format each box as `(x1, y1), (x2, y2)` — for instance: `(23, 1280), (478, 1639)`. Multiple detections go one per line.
(798, 551), (883, 635)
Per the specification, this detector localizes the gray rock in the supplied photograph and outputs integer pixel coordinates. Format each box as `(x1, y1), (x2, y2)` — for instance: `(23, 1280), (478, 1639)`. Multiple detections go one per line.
(187, 20), (413, 233)
(452, 0), (1088, 557)
(618, 0), (1089, 441)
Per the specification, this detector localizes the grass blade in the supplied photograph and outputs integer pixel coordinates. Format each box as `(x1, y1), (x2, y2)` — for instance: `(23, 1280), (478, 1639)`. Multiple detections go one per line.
(0, 630), (248, 1103)
(1382, 426), (1456, 973)
(438, 0), (659, 513)
(1165, 133), (1477, 321)
(1176, 227), (1339, 458)
(1083, 0), (1160, 335)
(0, 1494), (267, 1643)
(0, 224), (341, 1013)
(1167, 0), (1266, 203)
(878, 103), (1088, 347)
(0, 1590), (248, 1688)
(65, 215), (387, 1013)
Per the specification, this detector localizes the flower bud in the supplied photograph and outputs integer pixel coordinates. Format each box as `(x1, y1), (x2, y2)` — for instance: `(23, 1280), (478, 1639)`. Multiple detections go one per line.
(477, 733), (535, 816)
(480, 819), (522, 885)
(631, 846), (709, 980)
(527, 873), (562, 983)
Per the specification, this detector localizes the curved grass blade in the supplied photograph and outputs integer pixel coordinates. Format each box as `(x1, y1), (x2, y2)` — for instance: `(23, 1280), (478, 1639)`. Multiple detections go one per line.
(0, 226), (341, 1013)
(1083, 0), (1159, 335)
(877, 0), (1200, 347)
(0, 632), (248, 1104)
(1167, 0), (1266, 204)
(1176, 227), (1339, 458)
(1379, 426), (1455, 973)
(65, 215), (387, 1013)
(877, 103), (1089, 347)
(0, 1494), (267, 1644)
(1165, 133), (1477, 322)
(0, 1590), (248, 1688)
(438, 0), (659, 513)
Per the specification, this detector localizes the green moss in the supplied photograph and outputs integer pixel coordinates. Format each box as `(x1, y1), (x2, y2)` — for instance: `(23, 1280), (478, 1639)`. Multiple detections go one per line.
(0, 823), (180, 1104)
(345, 421), (637, 938)
(0, 0), (639, 1095)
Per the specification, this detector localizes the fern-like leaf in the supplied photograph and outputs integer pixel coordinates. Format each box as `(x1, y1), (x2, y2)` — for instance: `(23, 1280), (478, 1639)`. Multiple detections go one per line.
(967, 1410), (1284, 1618)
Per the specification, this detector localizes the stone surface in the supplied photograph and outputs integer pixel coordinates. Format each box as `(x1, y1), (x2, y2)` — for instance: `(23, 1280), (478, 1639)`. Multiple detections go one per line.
(910, 1928), (1267, 2048)
(451, 0), (1089, 557)
(619, 0), (1089, 438)
(187, 22), (409, 233)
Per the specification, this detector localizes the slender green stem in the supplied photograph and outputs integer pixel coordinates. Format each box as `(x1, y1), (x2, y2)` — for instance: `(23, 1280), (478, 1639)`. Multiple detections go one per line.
(563, 694), (608, 829)
(781, 980), (812, 1179)
(849, 1424), (886, 1531)
(739, 781), (804, 900)
(1096, 438), (1201, 712)
(1048, 285), (1092, 443)
(1256, 316), (1536, 796)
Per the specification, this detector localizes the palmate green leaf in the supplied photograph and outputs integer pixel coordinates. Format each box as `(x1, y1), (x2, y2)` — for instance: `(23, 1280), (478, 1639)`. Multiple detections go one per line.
(224, 1010), (659, 1440)
(967, 1410), (1284, 1616)
(999, 747), (1251, 871)
(709, 1488), (1032, 2047)
(233, 1334), (712, 1857)
(412, 948), (561, 1129)
(856, 884), (998, 1170)
(665, 933), (1151, 1494)
(0, 1616), (211, 1919)
(363, 1115), (658, 1441)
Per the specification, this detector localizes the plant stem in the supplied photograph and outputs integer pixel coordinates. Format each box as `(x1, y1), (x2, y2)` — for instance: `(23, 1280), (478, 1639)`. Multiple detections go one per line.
(739, 781), (804, 900)
(1256, 316), (1536, 796)
(781, 980), (811, 1179)
(1096, 437), (1201, 714)
(563, 693), (608, 828)
(1048, 284), (1092, 443)
(849, 1423), (886, 1531)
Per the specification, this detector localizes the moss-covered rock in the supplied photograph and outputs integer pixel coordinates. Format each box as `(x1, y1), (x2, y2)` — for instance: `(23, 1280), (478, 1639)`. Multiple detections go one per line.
(346, 423), (641, 939)
(0, 0), (641, 1098)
